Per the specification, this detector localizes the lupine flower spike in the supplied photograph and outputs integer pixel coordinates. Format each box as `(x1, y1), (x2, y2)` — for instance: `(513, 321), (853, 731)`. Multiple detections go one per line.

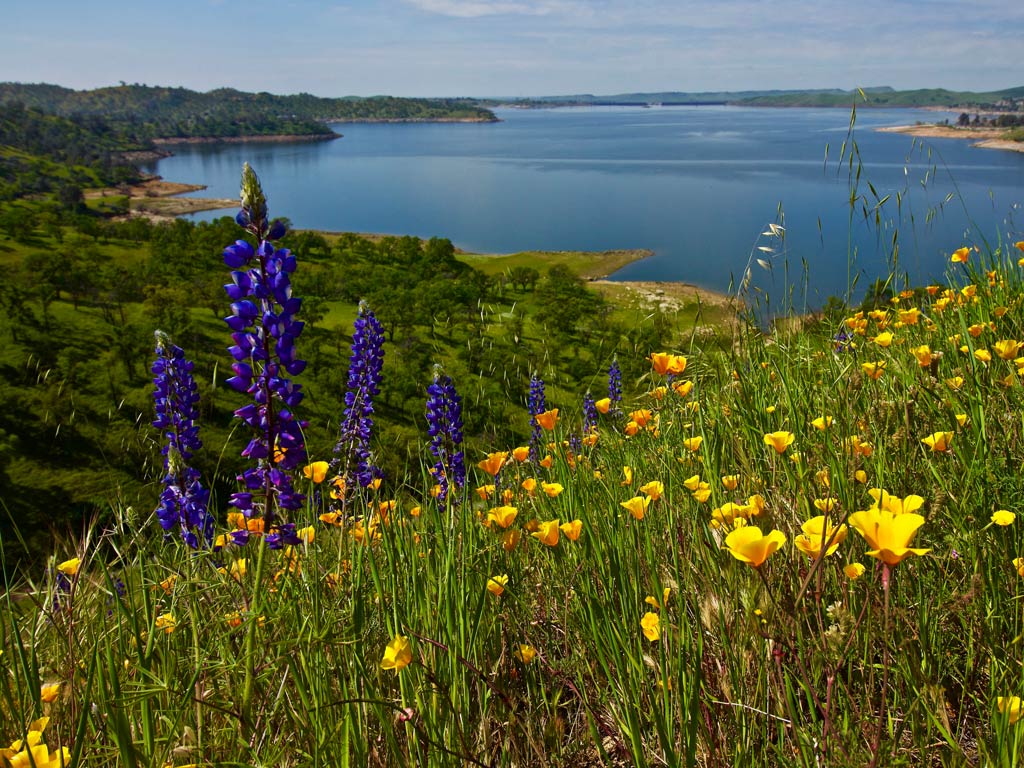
(152, 331), (213, 548)
(223, 164), (307, 548)
(333, 301), (385, 502)
(426, 366), (465, 504)
(528, 373), (547, 463)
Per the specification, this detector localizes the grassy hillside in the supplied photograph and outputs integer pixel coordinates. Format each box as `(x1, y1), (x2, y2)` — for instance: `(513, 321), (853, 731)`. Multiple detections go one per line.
(2, 208), (1023, 765)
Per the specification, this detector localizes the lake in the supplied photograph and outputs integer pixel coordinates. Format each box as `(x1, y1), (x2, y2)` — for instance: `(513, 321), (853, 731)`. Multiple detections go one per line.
(149, 106), (1024, 305)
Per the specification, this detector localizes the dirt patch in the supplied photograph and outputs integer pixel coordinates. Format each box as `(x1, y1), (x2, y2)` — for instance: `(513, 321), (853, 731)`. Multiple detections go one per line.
(86, 178), (237, 222)
(591, 279), (733, 311)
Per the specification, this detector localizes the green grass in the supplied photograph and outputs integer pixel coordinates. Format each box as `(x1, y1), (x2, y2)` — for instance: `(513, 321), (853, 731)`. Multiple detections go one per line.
(5, 239), (1024, 765)
(459, 248), (653, 280)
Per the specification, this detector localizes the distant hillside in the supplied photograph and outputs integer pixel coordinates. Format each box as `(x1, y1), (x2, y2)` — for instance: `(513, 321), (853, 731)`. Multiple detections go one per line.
(0, 102), (144, 202)
(737, 86), (1024, 109)
(0, 83), (498, 141)
(491, 86), (1023, 110)
(488, 88), (894, 106)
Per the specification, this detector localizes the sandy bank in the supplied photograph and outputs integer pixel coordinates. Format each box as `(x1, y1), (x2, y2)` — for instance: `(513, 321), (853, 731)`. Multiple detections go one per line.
(878, 124), (1024, 153)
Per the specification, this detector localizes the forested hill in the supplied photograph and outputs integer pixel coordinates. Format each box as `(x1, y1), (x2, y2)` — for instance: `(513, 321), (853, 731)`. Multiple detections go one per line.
(737, 85), (1024, 109)
(0, 83), (498, 140)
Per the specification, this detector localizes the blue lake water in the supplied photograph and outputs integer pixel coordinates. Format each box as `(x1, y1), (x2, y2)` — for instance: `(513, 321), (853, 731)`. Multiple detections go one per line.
(149, 106), (1024, 305)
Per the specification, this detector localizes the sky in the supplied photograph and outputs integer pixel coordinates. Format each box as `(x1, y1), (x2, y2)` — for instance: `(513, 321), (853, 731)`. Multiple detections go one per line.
(4, 0), (1022, 98)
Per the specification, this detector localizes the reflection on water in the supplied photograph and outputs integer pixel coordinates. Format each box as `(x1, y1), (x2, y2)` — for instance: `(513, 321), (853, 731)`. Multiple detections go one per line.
(156, 106), (1024, 304)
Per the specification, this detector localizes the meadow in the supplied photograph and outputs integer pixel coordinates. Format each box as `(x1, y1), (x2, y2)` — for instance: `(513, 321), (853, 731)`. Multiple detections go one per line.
(4, 162), (1024, 768)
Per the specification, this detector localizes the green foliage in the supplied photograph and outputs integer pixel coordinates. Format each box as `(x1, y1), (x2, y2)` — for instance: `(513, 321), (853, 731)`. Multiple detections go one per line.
(0, 213), (696, 572)
(0, 83), (497, 141)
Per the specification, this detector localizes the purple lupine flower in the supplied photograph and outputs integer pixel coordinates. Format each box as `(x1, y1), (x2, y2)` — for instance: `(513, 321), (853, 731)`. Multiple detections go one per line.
(833, 329), (854, 354)
(224, 165), (306, 547)
(608, 358), (623, 417)
(426, 367), (465, 503)
(582, 391), (599, 435)
(528, 373), (546, 463)
(332, 301), (385, 503)
(152, 331), (213, 548)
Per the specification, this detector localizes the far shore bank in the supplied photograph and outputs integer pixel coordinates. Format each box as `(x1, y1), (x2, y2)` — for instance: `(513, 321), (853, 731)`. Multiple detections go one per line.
(878, 124), (1024, 154)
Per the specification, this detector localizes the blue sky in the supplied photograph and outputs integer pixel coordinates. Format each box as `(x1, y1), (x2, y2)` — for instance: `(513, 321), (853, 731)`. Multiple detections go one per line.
(4, 0), (1021, 97)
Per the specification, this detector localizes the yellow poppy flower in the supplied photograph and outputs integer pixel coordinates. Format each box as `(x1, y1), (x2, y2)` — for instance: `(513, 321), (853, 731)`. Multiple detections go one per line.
(521, 477), (537, 495)
(998, 696), (1023, 724)
(381, 635), (412, 672)
(487, 574), (509, 597)
(711, 502), (750, 529)
(854, 470), (868, 484)
(672, 380), (694, 397)
(811, 416), (833, 431)
(40, 682), (61, 703)
(621, 466), (633, 486)
(724, 526), (786, 567)
(922, 431), (954, 452)
(950, 247), (970, 263)
(683, 436), (703, 452)
(794, 516), (847, 558)
(512, 446), (530, 462)
(763, 431), (794, 454)
(872, 331), (894, 347)
(501, 529), (521, 552)
(945, 376), (964, 391)
(302, 461), (329, 484)
(861, 361), (886, 380)
(649, 352), (687, 376)
(746, 494), (766, 516)
(898, 307), (921, 325)
(911, 345), (933, 367)
(531, 519), (560, 546)
(844, 562), (866, 580)
(992, 510), (1015, 527)
(692, 486), (712, 503)
(994, 340), (1022, 360)
(848, 509), (930, 566)
(514, 644), (537, 663)
(535, 409), (559, 431)
(155, 612), (178, 634)
(594, 397), (611, 414)
(683, 474), (702, 491)
(621, 496), (652, 520)
(477, 452), (508, 476)
(813, 498), (836, 513)
(476, 484), (495, 501)
(629, 409), (654, 427)
(974, 349), (992, 363)
(867, 489), (925, 516)
(539, 454), (553, 469)
(57, 558), (80, 577)
(640, 611), (661, 642)
(559, 519), (583, 541)
(639, 480), (664, 500)
(541, 482), (564, 498)
(645, 587), (672, 610)
(721, 474), (739, 490)
(487, 506), (518, 529)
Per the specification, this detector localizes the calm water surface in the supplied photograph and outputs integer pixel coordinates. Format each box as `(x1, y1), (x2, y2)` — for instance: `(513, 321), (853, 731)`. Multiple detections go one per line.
(151, 106), (1024, 304)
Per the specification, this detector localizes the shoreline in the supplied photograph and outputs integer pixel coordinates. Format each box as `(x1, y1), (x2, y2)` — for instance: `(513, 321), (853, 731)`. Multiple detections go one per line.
(877, 124), (1024, 153)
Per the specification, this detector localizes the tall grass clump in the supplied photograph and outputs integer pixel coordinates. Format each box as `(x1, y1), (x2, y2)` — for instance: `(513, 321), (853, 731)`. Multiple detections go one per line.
(3, 160), (1024, 767)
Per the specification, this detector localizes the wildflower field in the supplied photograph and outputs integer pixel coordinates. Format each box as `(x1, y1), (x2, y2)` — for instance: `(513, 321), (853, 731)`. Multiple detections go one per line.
(4, 164), (1024, 767)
